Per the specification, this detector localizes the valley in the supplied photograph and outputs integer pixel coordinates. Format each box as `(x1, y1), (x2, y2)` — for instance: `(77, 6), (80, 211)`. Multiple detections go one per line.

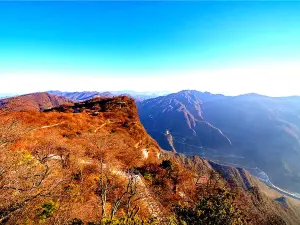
(138, 90), (300, 195)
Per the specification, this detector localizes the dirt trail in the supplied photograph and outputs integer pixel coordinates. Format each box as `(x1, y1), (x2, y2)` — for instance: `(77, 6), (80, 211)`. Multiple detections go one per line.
(30, 122), (65, 131)
(94, 119), (112, 132)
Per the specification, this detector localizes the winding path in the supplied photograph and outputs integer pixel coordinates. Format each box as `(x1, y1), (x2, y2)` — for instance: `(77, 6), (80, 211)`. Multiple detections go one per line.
(30, 122), (65, 132)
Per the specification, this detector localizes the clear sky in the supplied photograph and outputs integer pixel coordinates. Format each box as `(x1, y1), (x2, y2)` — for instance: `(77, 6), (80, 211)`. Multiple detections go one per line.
(1, 1), (300, 96)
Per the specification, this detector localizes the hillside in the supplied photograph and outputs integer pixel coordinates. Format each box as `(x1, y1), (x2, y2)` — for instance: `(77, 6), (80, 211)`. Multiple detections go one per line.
(0, 92), (73, 112)
(0, 95), (299, 224)
(0, 96), (161, 224)
(161, 152), (300, 225)
(138, 90), (300, 194)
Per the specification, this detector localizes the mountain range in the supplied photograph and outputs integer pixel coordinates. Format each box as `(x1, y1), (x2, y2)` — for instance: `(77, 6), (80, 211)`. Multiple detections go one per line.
(138, 90), (300, 194)
(1, 92), (300, 224)
(3, 90), (300, 194)
(47, 90), (165, 102)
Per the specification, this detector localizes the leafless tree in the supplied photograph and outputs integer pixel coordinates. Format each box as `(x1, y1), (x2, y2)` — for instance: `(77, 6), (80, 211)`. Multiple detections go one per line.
(110, 173), (139, 220)
(31, 139), (70, 169)
(0, 150), (65, 223)
(124, 173), (139, 219)
(96, 155), (111, 218)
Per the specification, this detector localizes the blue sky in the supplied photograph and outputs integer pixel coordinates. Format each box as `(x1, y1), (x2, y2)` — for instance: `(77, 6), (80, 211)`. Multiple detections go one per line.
(1, 1), (300, 96)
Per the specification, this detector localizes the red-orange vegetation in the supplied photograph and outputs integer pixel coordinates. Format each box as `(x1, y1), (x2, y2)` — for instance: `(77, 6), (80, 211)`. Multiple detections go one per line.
(0, 96), (163, 224)
(1, 96), (299, 224)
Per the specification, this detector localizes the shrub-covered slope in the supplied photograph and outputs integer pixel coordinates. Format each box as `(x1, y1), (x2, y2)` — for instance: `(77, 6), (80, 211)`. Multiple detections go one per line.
(0, 96), (299, 224)
(0, 92), (73, 112)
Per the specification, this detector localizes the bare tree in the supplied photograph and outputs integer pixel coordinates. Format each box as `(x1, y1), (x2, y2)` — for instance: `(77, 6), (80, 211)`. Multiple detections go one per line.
(124, 173), (139, 219)
(96, 155), (111, 218)
(91, 135), (116, 218)
(95, 154), (140, 220)
(31, 139), (70, 169)
(0, 150), (65, 223)
(110, 173), (139, 220)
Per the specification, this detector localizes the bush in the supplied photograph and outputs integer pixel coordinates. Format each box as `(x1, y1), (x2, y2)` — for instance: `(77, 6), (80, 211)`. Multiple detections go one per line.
(173, 188), (245, 225)
(143, 172), (153, 181)
(160, 160), (172, 170)
(39, 200), (59, 222)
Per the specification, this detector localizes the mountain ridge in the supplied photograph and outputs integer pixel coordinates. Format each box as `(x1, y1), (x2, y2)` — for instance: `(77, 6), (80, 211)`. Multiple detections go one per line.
(47, 90), (162, 102)
(0, 92), (73, 112)
(138, 90), (300, 194)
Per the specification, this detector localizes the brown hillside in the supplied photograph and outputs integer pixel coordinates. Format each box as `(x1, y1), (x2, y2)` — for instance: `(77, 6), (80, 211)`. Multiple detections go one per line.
(0, 92), (73, 112)
(0, 96), (161, 224)
(162, 153), (300, 225)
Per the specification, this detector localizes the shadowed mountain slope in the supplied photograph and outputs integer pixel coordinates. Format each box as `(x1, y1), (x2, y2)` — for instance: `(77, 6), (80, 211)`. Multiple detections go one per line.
(138, 90), (300, 194)
(138, 91), (232, 151)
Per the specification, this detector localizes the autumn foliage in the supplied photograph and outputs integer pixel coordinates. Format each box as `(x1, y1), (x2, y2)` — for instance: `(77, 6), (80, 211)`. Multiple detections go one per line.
(0, 96), (299, 224)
